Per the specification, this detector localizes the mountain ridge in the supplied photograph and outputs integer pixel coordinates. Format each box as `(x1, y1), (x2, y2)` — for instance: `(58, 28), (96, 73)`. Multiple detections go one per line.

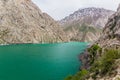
(60, 7), (114, 28)
(0, 0), (68, 44)
(59, 7), (114, 42)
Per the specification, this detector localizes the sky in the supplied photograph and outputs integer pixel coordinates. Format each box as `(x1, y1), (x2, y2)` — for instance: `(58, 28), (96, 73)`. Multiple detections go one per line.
(32, 0), (120, 20)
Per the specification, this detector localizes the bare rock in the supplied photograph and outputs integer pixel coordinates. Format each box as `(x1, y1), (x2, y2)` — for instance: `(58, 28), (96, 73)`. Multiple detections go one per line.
(0, 0), (68, 44)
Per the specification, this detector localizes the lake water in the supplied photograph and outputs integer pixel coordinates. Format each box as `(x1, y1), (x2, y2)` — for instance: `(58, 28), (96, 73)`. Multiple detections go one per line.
(0, 42), (87, 80)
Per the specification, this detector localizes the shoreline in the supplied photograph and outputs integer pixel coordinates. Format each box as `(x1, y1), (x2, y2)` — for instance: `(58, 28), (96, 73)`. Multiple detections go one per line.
(0, 41), (89, 46)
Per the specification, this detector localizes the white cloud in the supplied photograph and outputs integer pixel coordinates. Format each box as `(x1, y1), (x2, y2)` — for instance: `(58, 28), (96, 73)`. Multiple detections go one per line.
(32, 0), (120, 20)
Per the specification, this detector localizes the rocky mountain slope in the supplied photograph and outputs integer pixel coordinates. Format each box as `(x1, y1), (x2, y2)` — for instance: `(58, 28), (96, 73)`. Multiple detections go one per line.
(97, 7), (120, 48)
(60, 7), (114, 28)
(65, 5), (120, 80)
(0, 0), (68, 44)
(64, 23), (102, 42)
(60, 7), (114, 42)
(89, 5), (120, 80)
(94, 5), (120, 79)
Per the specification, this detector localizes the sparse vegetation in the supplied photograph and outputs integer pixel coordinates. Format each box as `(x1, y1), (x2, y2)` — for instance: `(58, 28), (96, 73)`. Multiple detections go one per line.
(65, 69), (89, 80)
(0, 29), (9, 44)
(89, 48), (120, 79)
(88, 44), (102, 64)
(65, 44), (120, 80)
(64, 24), (101, 33)
(64, 24), (102, 42)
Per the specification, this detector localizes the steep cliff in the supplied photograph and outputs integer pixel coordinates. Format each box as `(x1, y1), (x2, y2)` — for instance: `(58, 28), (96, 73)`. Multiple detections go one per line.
(0, 0), (68, 44)
(97, 6), (120, 48)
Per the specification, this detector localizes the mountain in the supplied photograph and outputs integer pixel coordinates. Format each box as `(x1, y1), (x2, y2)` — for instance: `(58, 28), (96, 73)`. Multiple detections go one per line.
(63, 23), (102, 42)
(92, 4), (120, 80)
(0, 0), (68, 44)
(87, 5), (120, 80)
(66, 5), (120, 80)
(59, 7), (114, 42)
(97, 7), (120, 48)
(60, 7), (114, 28)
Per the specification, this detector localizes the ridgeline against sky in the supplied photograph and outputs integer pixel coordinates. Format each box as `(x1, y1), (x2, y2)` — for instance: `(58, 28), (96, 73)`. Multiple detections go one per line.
(32, 0), (120, 20)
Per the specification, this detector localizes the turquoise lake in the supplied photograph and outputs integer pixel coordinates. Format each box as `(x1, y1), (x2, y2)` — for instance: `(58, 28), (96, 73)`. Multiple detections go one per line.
(0, 42), (88, 80)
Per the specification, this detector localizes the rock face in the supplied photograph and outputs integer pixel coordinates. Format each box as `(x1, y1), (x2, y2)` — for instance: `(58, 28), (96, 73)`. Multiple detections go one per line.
(94, 6), (120, 79)
(59, 7), (114, 42)
(97, 5), (120, 48)
(0, 0), (68, 44)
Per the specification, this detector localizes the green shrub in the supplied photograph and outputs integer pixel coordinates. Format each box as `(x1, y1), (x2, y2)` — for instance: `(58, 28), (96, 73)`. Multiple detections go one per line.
(64, 75), (73, 80)
(65, 69), (89, 80)
(90, 49), (120, 78)
(88, 44), (102, 64)
(100, 49), (120, 75)
(118, 78), (120, 80)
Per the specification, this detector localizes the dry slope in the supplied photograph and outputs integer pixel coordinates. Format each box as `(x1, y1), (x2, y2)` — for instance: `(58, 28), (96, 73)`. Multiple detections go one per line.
(0, 0), (68, 44)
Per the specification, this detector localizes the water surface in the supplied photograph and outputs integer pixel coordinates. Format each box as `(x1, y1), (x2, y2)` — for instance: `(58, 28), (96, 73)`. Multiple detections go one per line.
(0, 42), (87, 80)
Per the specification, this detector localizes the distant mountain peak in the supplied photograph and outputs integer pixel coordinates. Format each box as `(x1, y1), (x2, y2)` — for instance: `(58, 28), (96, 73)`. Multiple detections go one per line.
(75, 7), (112, 14)
(60, 7), (114, 28)
(59, 7), (115, 42)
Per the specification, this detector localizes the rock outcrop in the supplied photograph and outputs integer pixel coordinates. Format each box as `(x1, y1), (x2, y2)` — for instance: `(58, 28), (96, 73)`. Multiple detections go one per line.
(96, 5), (120, 48)
(0, 0), (68, 44)
(59, 7), (114, 42)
